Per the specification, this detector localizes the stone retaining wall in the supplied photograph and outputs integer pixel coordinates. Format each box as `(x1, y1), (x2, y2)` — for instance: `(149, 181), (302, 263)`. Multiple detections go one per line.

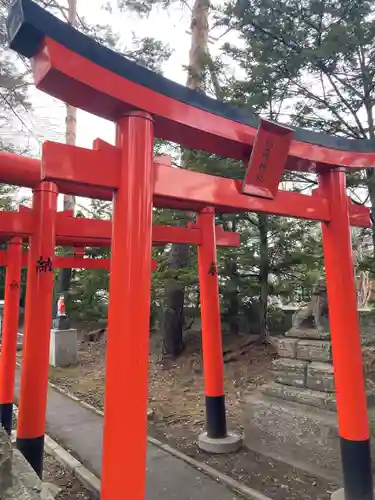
(243, 325), (375, 481)
(0, 426), (53, 499)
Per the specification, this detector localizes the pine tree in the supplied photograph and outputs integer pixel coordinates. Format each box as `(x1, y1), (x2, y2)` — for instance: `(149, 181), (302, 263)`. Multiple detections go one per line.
(219, 0), (375, 251)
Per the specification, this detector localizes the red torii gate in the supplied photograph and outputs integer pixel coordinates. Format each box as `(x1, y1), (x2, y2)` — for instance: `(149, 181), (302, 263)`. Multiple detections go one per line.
(0, 238), (117, 434)
(0, 199), (239, 438)
(7, 1), (375, 499)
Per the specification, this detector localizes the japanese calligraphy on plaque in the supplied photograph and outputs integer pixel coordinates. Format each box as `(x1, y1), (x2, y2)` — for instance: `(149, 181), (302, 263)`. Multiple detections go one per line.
(255, 138), (274, 183)
(242, 119), (294, 199)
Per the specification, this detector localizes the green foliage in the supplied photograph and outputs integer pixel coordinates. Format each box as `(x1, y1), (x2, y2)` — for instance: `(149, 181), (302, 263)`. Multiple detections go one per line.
(0, 182), (21, 301)
(69, 256), (109, 322)
(125, 36), (173, 73)
(218, 0), (375, 215)
(36, 0), (368, 334)
(219, 0), (375, 136)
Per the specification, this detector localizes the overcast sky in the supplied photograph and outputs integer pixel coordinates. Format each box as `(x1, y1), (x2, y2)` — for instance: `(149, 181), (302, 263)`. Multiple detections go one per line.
(25, 0), (229, 153)
(13, 0), (224, 205)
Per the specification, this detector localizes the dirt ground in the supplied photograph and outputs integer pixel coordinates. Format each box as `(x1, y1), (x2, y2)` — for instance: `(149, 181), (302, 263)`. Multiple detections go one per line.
(48, 329), (339, 500)
(43, 454), (96, 499)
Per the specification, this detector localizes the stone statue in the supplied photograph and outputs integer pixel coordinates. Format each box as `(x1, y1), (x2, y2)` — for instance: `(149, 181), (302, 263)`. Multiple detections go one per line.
(292, 278), (328, 331)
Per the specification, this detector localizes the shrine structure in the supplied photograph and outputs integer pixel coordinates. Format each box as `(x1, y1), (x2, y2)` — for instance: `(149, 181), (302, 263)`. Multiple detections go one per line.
(0, 172), (239, 443)
(4, 0), (375, 499)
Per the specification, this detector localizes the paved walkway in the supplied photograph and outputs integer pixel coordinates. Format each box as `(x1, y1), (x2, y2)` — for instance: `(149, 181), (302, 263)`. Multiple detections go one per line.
(14, 371), (240, 499)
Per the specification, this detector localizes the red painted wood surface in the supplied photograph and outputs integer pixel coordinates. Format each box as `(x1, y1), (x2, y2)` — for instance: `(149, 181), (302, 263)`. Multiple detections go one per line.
(31, 37), (375, 171)
(242, 120), (293, 199)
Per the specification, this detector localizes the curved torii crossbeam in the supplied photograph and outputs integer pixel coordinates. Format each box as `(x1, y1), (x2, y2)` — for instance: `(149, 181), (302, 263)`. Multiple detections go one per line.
(7, 0), (375, 173)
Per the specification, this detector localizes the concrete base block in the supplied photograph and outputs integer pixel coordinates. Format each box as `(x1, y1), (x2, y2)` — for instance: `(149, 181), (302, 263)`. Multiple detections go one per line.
(331, 488), (375, 499)
(49, 328), (78, 368)
(330, 489), (344, 500)
(198, 432), (243, 454)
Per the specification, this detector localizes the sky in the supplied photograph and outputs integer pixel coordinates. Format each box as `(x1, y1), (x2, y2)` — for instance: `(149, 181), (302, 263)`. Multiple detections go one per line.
(25, 0), (226, 151)
(11, 0), (242, 208)
(13, 0), (219, 204)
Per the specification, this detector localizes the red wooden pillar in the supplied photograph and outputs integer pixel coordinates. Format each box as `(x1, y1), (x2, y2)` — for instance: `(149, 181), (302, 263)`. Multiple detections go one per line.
(16, 182), (58, 477)
(197, 208), (226, 437)
(319, 169), (373, 500)
(196, 207), (241, 453)
(0, 237), (22, 434)
(101, 111), (154, 500)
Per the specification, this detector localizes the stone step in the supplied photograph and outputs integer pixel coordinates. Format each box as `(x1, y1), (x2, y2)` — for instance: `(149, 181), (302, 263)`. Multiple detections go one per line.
(262, 381), (375, 411)
(283, 327), (375, 347)
(271, 336), (298, 358)
(272, 358), (336, 393)
(272, 358), (307, 388)
(262, 382), (337, 411)
(307, 361), (334, 393)
(272, 336), (332, 362)
(285, 327), (330, 340)
(296, 339), (331, 362)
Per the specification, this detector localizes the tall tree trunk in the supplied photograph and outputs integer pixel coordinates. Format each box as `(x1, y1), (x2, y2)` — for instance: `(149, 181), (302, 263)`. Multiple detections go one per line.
(160, 0), (210, 359)
(64, 0), (77, 205)
(224, 258), (239, 335)
(364, 100), (375, 256)
(56, 0), (78, 305)
(161, 243), (189, 358)
(223, 216), (239, 335)
(366, 169), (375, 253)
(258, 213), (269, 342)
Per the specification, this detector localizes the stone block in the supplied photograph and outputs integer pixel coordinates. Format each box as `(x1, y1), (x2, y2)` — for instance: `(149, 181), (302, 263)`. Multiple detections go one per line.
(285, 327), (330, 340)
(49, 328), (78, 368)
(10, 449), (54, 499)
(307, 362), (335, 393)
(243, 392), (346, 482)
(296, 339), (331, 362)
(330, 488), (375, 500)
(263, 382), (337, 412)
(0, 427), (13, 492)
(244, 392), (375, 483)
(1, 426), (56, 499)
(272, 358), (307, 387)
(274, 337), (298, 358)
(264, 382), (375, 412)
